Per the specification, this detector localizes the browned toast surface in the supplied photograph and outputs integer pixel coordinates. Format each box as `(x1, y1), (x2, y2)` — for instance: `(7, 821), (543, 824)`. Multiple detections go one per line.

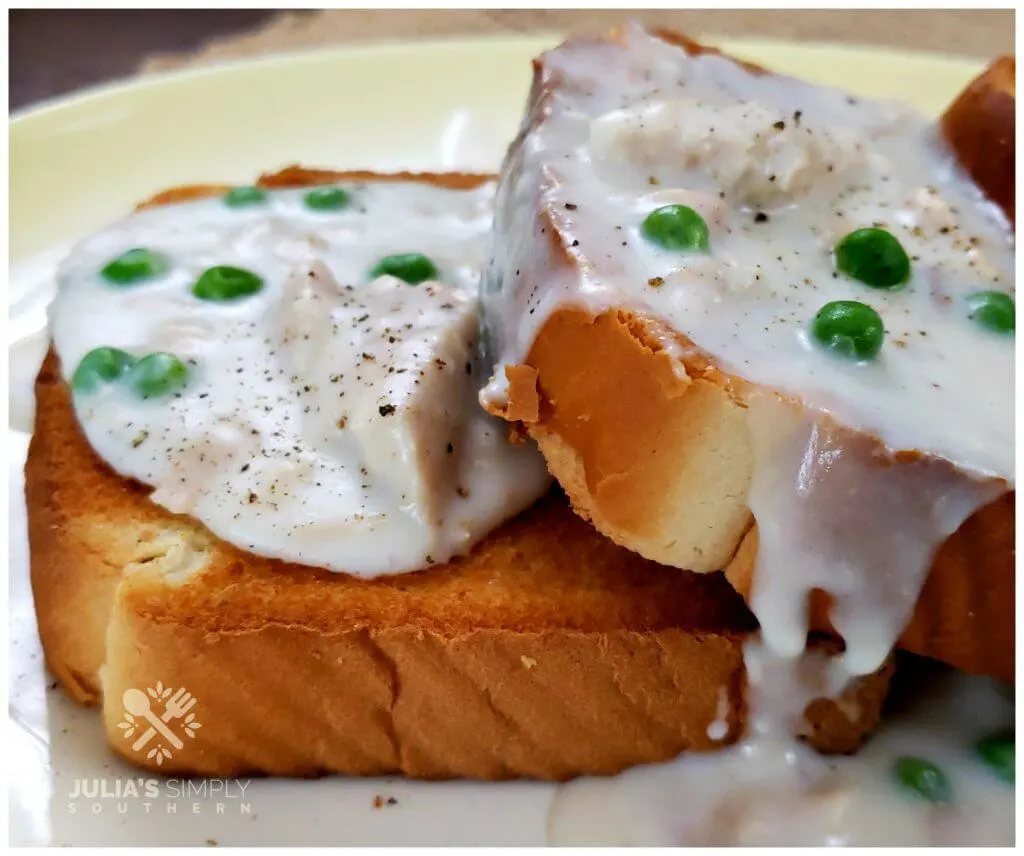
(28, 168), (892, 779)
(486, 33), (1016, 681)
(940, 55), (1015, 223)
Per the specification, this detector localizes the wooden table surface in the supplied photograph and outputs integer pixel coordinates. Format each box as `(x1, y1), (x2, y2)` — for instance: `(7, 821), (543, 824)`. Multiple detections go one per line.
(11, 8), (1015, 110)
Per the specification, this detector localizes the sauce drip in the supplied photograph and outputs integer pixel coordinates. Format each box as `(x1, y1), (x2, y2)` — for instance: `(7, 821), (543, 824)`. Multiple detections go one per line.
(746, 393), (1005, 677)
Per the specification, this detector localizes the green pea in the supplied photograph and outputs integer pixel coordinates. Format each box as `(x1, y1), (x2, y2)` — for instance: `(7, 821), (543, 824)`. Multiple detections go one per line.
(303, 186), (351, 212)
(192, 265), (264, 302)
(127, 352), (190, 399)
(893, 756), (951, 804)
(966, 290), (1015, 334)
(976, 732), (1014, 783)
(641, 205), (710, 252)
(100, 248), (170, 286)
(223, 186), (267, 208)
(71, 347), (136, 394)
(370, 253), (438, 285)
(811, 300), (885, 361)
(834, 228), (911, 289)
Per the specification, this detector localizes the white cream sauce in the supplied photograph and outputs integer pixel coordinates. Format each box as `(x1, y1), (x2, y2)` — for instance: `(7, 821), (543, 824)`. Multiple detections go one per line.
(745, 392), (1006, 677)
(49, 181), (550, 576)
(484, 25), (1014, 845)
(484, 25), (1015, 481)
(549, 663), (1015, 845)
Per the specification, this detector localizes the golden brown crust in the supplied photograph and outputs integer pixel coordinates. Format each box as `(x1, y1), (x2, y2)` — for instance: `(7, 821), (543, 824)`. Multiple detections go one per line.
(137, 166), (492, 209)
(99, 612), (891, 778)
(99, 616), (891, 779)
(487, 34), (1016, 680)
(940, 57), (1015, 224)
(28, 168), (891, 778)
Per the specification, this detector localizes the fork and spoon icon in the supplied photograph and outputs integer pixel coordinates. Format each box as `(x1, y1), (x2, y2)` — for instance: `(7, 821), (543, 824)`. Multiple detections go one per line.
(123, 687), (197, 752)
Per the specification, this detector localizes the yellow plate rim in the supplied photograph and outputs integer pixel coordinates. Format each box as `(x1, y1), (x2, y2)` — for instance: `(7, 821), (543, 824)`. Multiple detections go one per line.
(10, 32), (986, 126)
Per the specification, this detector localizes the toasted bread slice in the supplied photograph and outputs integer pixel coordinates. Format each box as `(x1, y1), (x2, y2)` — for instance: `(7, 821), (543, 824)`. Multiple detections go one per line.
(484, 31), (1015, 682)
(27, 168), (892, 779)
(940, 55), (1015, 224)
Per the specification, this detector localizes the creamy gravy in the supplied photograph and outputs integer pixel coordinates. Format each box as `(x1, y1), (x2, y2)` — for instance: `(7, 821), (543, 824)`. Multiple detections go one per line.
(745, 393), (1005, 677)
(549, 664), (1015, 845)
(49, 181), (549, 576)
(484, 26), (1014, 480)
(483, 26), (1014, 845)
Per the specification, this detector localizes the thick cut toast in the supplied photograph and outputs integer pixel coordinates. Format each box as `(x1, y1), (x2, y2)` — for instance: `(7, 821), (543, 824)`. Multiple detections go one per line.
(27, 168), (892, 779)
(485, 31), (1015, 682)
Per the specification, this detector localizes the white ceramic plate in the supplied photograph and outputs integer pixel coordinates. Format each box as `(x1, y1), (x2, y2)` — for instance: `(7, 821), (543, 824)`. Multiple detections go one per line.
(8, 35), (984, 846)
